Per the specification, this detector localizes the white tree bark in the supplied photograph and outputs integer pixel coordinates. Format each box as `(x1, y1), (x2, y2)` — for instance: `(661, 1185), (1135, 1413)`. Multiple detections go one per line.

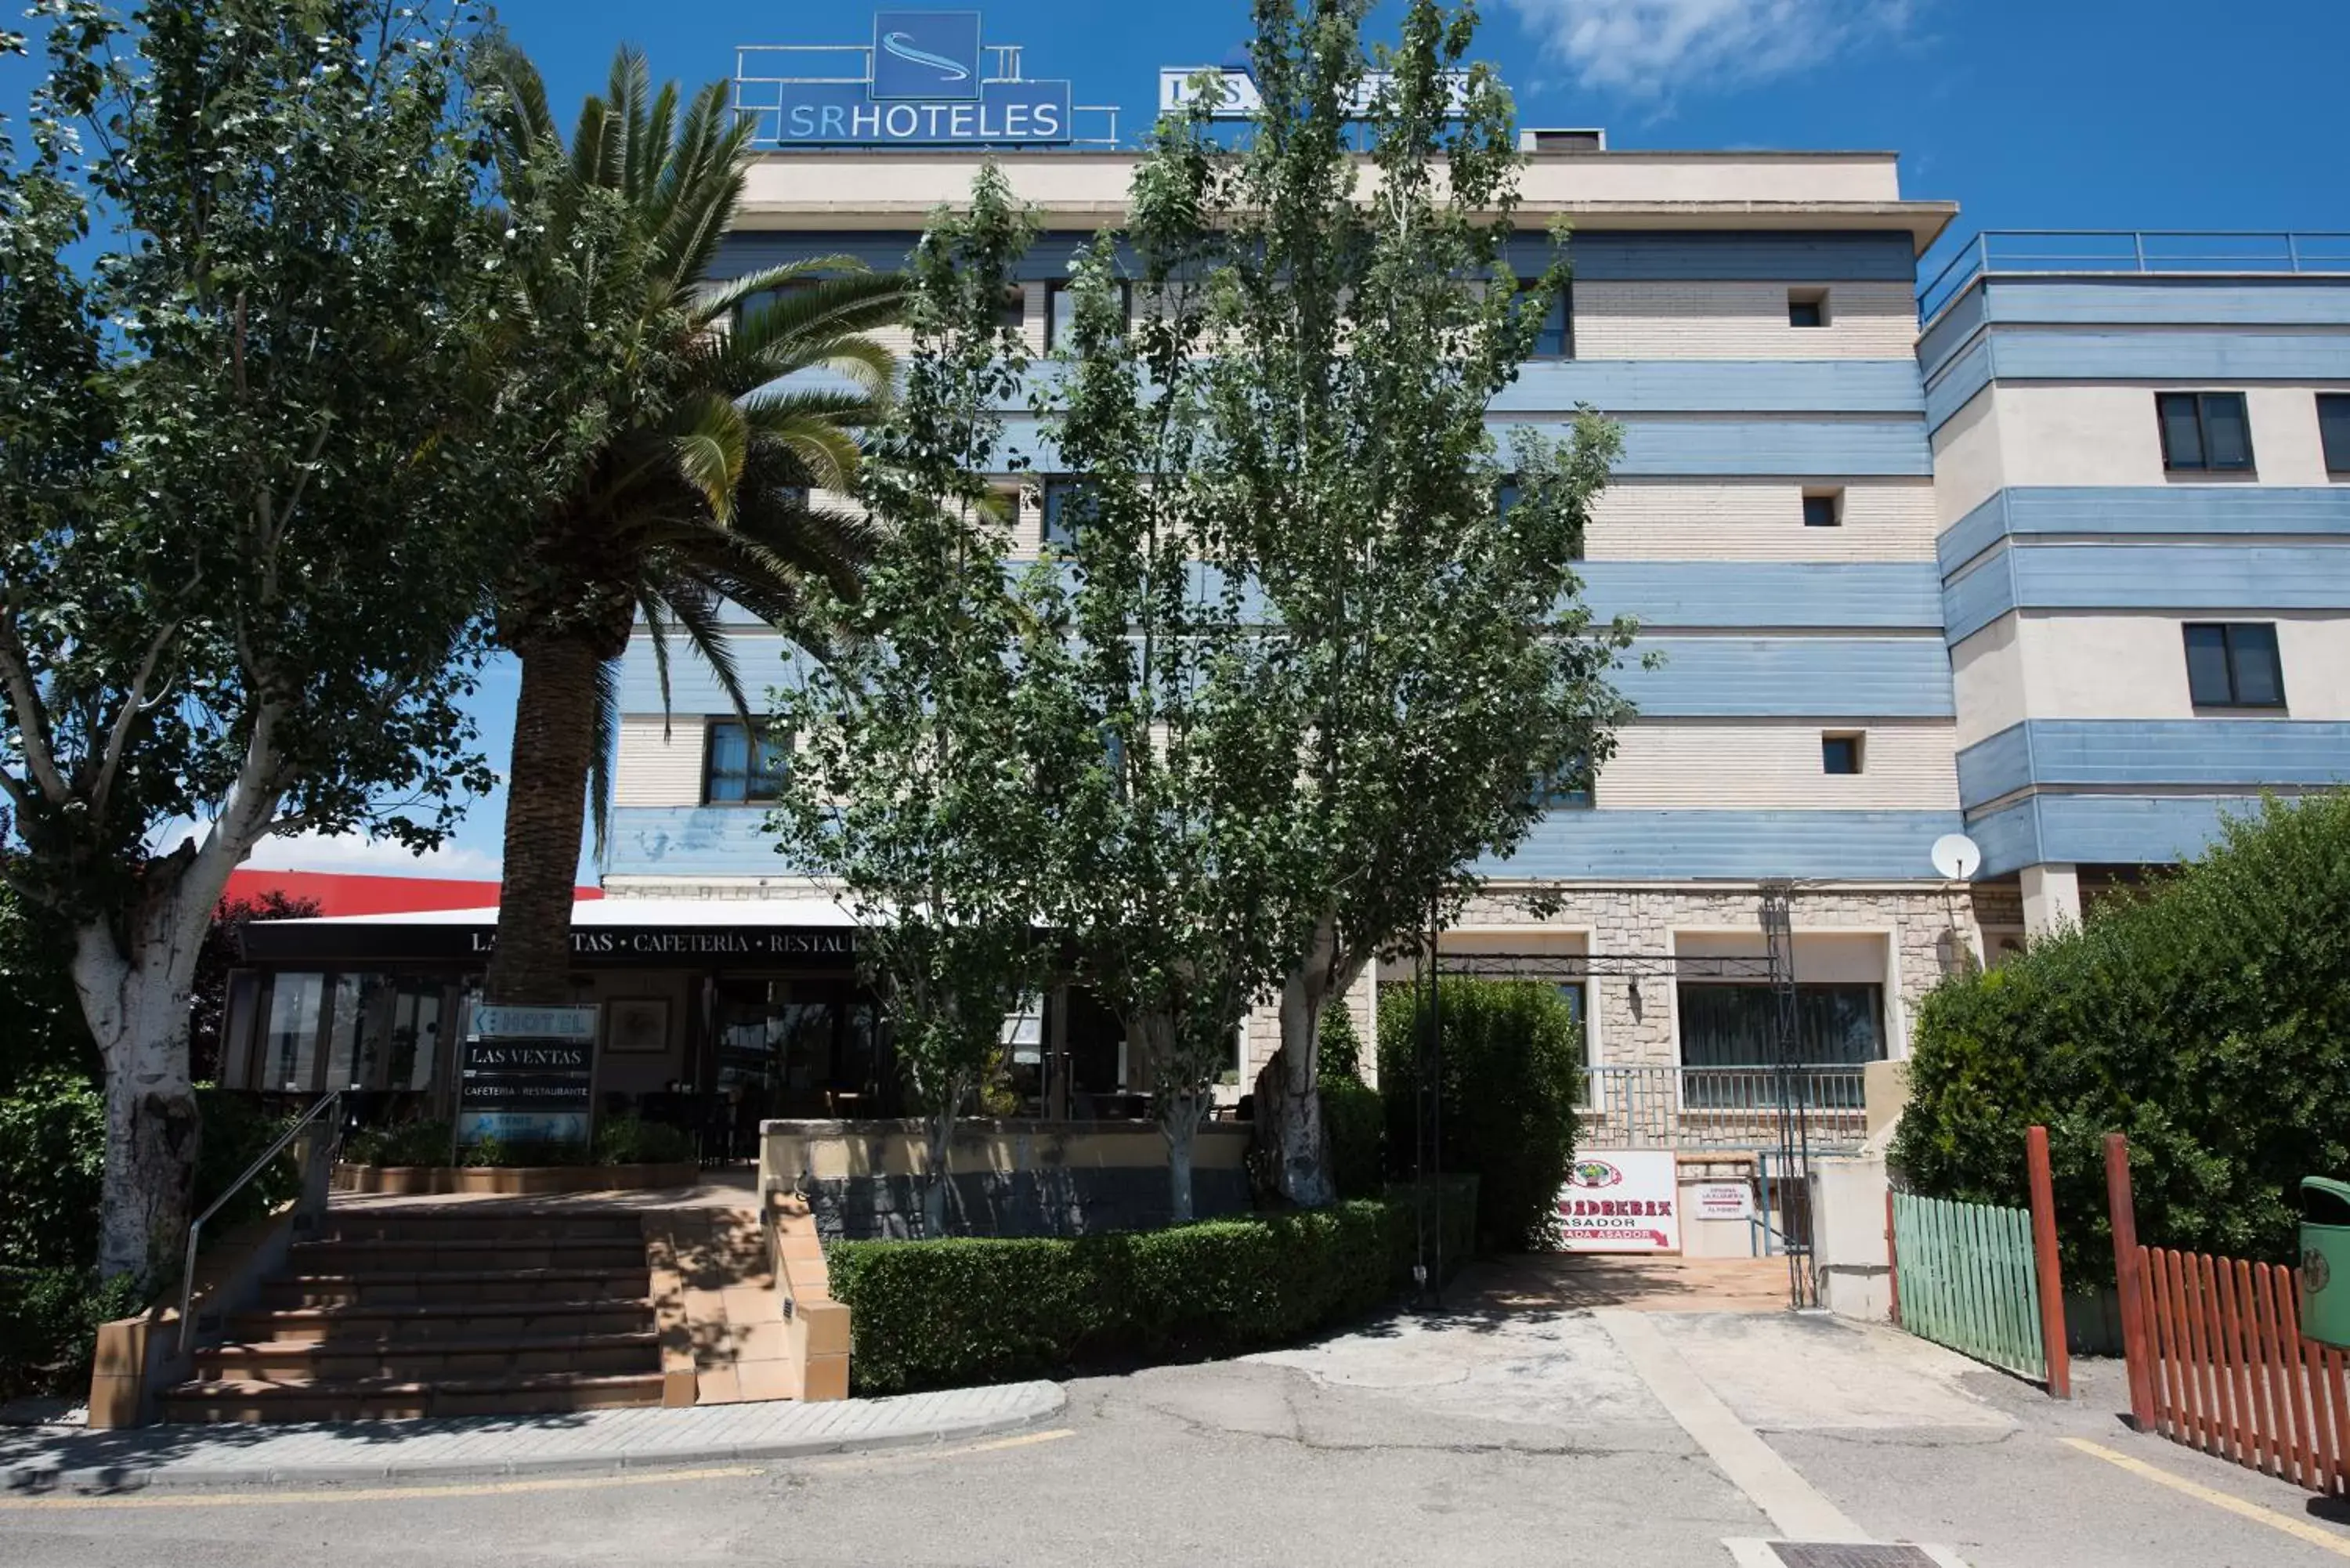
(1259, 916), (1379, 1209)
(1140, 1010), (1209, 1224)
(67, 721), (286, 1282)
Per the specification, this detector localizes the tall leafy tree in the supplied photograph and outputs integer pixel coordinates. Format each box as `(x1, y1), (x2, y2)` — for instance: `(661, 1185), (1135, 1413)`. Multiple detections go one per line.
(769, 168), (1054, 1236)
(478, 47), (906, 1006)
(0, 1), (515, 1281)
(1137, 0), (1637, 1205)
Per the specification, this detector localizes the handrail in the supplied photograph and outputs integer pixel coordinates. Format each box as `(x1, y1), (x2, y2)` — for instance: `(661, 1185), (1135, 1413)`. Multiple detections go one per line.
(1919, 228), (2350, 325)
(177, 1089), (342, 1356)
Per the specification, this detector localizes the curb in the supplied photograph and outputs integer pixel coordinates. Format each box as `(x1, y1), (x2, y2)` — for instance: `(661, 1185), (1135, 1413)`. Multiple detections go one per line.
(0, 1385), (1067, 1494)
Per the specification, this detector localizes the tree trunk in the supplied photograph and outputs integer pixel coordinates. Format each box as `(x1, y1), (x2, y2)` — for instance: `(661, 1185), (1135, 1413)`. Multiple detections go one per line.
(73, 920), (205, 1284)
(1140, 1011), (1205, 1224)
(1256, 916), (1345, 1208)
(921, 1107), (955, 1238)
(1159, 1089), (1205, 1225)
(485, 634), (602, 1005)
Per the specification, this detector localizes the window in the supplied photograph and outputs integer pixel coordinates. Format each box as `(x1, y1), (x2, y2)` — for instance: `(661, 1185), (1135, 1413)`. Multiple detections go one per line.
(2320, 394), (2350, 476)
(1516, 282), (1573, 359)
(1802, 490), (1842, 528)
(2182, 623), (2285, 708)
(703, 720), (789, 804)
(1045, 280), (1130, 352)
(2157, 392), (2254, 472)
(1821, 732), (1864, 775)
(1534, 756), (1594, 810)
(1677, 983), (1885, 1073)
(996, 283), (1029, 334)
(1495, 479), (1520, 517)
(730, 276), (818, 334)
(1042, 478), (1095, 549)
(1788, 289), (1829, 328)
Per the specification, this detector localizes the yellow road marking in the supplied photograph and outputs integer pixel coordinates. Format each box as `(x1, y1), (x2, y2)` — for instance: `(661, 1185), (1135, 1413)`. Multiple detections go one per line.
(0, 1465), (762, 1512)
(0, 1427), (1077, 1512)
(804, 1426), (1076, 1472)
(2063, 1437), (2350, 1559)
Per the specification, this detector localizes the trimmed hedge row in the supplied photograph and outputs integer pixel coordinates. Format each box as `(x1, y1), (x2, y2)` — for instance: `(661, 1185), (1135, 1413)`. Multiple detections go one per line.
(828, 1184), (1475, 1395)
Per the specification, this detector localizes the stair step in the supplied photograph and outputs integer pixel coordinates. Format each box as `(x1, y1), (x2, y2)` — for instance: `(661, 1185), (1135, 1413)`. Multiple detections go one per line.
(320, 1211), (646, 1245)
(233, 1299), (655, 1344)
(195, 1331), (660, 1382)
(290, 1237), (649, 1272)
(262, 1267), (652, 1308)
(161, 1371), (666, 1424)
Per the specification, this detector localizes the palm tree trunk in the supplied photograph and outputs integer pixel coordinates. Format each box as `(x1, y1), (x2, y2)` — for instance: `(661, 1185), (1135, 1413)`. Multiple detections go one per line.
(485, 634), (602, 1006)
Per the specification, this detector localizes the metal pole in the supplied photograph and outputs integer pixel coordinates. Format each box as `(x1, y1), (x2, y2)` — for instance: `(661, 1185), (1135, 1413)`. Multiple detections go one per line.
(1429, 891), (1444, 1310)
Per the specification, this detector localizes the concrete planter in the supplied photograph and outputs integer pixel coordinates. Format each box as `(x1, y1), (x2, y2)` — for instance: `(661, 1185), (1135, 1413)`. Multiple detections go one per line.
(332, 1161), (700, 1196)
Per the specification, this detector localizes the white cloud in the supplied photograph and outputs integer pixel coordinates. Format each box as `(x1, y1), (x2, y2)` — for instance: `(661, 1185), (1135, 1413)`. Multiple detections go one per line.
(1500, 0), (1914, 99)
(239, 831), (501, 880)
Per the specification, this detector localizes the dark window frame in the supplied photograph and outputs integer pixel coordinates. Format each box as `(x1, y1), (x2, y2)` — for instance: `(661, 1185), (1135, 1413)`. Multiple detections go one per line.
(1802, 490), (1842, 528)
(1820, 732), (1864, 775)
(1041, 477), (1096, 549)
(2157, 391), (2256, 473)
(1044, 279), (1132, 353)
(2319, 393), (2350, 477)
(703, 718), (790, 804)
(1787, 289), (1829, 328)
(2182, 622), (2287, 710)
(1515, 280), (1574, 359)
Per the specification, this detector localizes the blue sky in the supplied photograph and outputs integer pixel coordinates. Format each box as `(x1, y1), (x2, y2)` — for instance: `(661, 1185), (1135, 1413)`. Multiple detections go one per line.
(39, 0), (2345, 883)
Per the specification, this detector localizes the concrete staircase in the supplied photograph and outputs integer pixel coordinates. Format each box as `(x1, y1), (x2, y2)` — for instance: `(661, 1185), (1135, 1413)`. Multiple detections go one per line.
(163, 1208), (667, 1422)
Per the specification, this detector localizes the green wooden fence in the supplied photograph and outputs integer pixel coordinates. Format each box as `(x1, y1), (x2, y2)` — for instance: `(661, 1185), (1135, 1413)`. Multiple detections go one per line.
(1891, 1190), (2047, 1382)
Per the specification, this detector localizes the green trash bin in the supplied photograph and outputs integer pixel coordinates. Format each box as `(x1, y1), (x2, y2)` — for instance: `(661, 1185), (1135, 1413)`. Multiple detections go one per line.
(2301, 1177), (2350, 1349)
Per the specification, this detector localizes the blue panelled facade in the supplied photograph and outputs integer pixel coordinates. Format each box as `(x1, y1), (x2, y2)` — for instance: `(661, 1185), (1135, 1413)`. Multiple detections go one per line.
(1920, 240), (2350, 938)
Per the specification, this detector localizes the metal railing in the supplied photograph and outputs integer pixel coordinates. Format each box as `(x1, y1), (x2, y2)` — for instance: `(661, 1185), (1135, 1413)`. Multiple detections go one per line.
(1576, 1064), (1870, 1152)
(177, 1089), (342, 1355)
(1919, 229), (2350, 324)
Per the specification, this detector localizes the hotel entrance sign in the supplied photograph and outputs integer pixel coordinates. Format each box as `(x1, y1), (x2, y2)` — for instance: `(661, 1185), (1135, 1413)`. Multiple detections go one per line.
(457, 1004), (600, 1151)
(750, 10), (1073, 146)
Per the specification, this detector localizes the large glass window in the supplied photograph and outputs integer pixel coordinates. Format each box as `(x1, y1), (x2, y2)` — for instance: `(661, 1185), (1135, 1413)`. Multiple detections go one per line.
(1676, 983), (1885, 1069)
(2157, 392), (2254, 472)
(2183, 623), (2285, 708)
(386, 980), (449, 1092)
(703, 720), (788, 804)
(263, 973), (325, 1091)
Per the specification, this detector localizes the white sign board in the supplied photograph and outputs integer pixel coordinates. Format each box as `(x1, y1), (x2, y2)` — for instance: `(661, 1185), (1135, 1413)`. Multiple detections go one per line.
(1555, 1151), (1681, 1253)
(1691, 1181), (1757, 1223)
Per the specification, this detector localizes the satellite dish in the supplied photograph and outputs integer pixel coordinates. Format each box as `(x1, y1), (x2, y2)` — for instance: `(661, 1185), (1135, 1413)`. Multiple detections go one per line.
(1931, 833), (1982, 882)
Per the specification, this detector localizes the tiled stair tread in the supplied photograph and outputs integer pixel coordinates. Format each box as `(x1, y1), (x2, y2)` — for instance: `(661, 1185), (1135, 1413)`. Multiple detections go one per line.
(277, 1267), (651, 1285)
(296, 1235), (645, 1254)
(237, 1297), (652, 1325)
(200, 1329), (660, 1361)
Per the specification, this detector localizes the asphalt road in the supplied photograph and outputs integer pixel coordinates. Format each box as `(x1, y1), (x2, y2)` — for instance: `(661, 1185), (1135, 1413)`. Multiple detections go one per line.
(6, 1284), (2348, 1567)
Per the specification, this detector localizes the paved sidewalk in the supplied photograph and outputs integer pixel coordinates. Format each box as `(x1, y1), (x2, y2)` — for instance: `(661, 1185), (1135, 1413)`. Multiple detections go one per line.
(0, 1382), (1064, 1493)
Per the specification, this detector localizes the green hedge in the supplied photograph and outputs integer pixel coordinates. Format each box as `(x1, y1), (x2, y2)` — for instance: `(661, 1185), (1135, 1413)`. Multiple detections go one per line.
(0, 1075), (298, 1398)
(1317, 1007), (1385, 1200)
(1893, 793), (2350, 1274)
(828, 1184), (1474, 1395)
(1378, 977), (1582, 1252)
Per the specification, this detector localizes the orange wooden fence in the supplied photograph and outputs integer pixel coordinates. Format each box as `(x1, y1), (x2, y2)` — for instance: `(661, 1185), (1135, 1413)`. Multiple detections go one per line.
(2109, 1133), (2350, 1496)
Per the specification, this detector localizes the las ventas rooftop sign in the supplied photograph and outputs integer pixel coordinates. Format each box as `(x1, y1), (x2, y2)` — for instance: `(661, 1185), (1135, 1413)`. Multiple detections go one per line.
(774, 11), (1072, 146)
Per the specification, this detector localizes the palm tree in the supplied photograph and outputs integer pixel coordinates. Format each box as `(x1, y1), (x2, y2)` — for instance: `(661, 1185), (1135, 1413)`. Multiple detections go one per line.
(479, 46), (906, 1006)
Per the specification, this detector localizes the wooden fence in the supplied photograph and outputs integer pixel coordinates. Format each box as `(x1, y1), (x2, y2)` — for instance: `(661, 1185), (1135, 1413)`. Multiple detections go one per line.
(1891, 1192), (2048, 1381)
(1889, 1125), (2071, 1393)
(2107, 1133), (2350, 1495)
